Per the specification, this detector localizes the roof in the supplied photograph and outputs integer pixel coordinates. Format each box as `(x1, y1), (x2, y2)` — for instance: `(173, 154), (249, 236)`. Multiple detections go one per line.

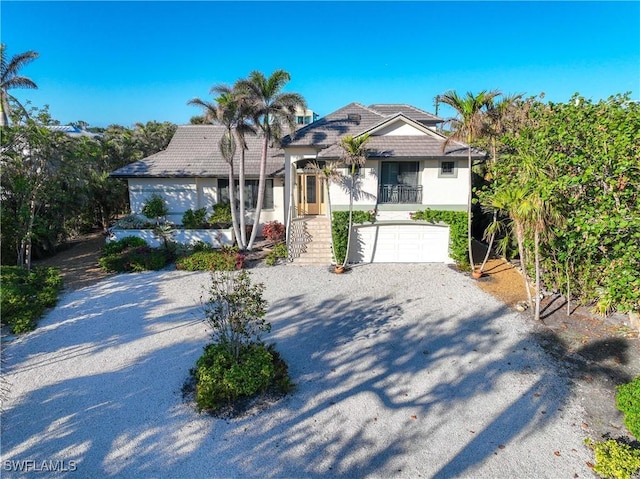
(368, 104), (442, 123)
(110, 125), (284, 178)
(317, 135), (481, 159)
(48, 125), (102, 138)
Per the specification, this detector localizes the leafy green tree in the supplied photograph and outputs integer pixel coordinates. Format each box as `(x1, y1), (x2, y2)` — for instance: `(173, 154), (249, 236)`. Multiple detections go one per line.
(438, 90), (501, 274)
(338, 134), (370, 268)
(0, 44), (39, 127)
(235, 70), (306, 250)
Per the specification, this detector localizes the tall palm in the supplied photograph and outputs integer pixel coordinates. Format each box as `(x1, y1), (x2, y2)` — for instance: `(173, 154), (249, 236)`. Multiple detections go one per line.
(235, 70), (306, 250)
(1, 44), (39, 127)
(187, 94), (243, 245)
(439, 89), (501, 274)
(484, 93), (524, 162)
(214, 84), (256, 247)
(339, 134), (370, 268)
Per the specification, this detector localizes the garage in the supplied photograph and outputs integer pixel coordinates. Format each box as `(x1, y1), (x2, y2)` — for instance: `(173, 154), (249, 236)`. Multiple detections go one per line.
(349, 221), (452, 263)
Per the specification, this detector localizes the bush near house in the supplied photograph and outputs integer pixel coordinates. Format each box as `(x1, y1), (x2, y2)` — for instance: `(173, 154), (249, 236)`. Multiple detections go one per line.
(0, 266), (63, 334)
(411, 209), (469, 269)
(617, 376), (640, 439)
(175, 246), (245, 271)
(331, 210), (376, 265)
(262, 221), (286, 242)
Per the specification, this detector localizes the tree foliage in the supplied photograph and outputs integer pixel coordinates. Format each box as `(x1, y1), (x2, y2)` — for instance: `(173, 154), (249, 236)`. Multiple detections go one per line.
(483, 93), (639, 315)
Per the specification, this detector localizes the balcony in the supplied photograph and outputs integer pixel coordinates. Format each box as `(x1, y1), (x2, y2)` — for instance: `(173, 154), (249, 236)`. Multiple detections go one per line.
(378, 184), (423, 204)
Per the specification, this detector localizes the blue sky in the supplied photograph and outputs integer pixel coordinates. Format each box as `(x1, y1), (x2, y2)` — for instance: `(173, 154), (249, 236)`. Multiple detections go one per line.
(2, 1), (639, 127)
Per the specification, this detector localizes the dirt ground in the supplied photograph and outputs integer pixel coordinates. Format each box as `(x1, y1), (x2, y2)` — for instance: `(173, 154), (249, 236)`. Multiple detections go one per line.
(33, 234), (640, 443)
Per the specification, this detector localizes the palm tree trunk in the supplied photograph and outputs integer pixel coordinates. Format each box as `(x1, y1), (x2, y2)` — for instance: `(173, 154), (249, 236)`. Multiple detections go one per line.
(342, 173), (355, 268)
(467, 146), (475, 271)
(534, 230), (541, 321)
(235, 131), (247, 249)
(479, 210), (498, 273)
(515, 222), (533, 306)
(247, 138), (268, 251)
(226, 162), (242, 247)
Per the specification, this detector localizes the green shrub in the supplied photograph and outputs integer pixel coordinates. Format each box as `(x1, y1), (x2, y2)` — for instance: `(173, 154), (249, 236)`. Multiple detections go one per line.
(331, 210), (376, 265)
(182, 208), (209, 229)
(265, 242), (288, 266)
(0, 266), (63, 334)
(411, 209), (469, 269)
(175, 247), (244, 271)
(209, 203), (232, 228)
(99, 240), (170, 273)
(586, 438), (640, 479)
(194, 342), (275, 411)
(617, 376), (640, 439)
(103, 236), (147, 256)
(141, 193), (168, 223)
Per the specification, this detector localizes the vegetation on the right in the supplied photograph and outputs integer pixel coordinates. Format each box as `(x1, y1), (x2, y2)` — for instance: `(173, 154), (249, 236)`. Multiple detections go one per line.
(438, 91), (638, 321)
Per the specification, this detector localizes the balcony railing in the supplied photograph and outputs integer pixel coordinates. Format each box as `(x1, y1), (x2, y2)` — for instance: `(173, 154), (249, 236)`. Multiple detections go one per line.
(378, 184), (423, 204)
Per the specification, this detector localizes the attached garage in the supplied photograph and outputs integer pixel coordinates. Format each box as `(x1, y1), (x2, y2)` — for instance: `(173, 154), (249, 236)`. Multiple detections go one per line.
(349, 222), (452, 263)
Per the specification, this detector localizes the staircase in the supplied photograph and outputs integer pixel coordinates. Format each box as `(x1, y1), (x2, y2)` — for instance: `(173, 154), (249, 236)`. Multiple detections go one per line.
(289, 216), (334, 265)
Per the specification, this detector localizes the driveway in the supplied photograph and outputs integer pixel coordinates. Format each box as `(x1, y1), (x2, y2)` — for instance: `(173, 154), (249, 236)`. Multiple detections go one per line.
(1, 264), (592, 478)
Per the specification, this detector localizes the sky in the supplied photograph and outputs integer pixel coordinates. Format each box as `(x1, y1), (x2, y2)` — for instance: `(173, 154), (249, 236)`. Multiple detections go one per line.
(2, 1), (639, 128)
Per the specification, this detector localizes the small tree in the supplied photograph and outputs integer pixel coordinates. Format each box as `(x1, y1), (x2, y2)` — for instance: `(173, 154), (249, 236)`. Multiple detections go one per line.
(202, 270), (269, 360)
(141, 193), (168, 225)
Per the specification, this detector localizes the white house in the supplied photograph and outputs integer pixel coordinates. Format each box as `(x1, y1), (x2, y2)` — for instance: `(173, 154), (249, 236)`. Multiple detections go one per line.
(110, 103), (485, 263)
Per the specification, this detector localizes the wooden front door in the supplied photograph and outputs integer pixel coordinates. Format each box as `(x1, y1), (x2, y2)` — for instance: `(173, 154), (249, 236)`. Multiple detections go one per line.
(297, 173), (325, 215)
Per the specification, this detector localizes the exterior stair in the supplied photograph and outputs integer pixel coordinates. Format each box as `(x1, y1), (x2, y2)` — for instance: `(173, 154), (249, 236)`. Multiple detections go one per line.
(289, 216), (334, 265)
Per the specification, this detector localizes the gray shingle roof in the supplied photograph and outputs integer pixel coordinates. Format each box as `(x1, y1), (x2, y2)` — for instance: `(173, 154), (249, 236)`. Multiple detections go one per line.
(110, 125), (284, 178)
(368, 104), (442, 123)
(284, 103), (385, 148)
(317, 135), (483, 159)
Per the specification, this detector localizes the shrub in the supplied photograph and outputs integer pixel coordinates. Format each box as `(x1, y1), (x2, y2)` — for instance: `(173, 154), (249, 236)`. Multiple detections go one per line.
(103, 236), (147, 256)
(0, 266), (63, 334)
(411, 209), (469, 269)
(209, 203), (232, 228)
(262, 221), (285, 242)
(331, 210), (376, 265)
(266, 242), (288, 266)
(111, 214), (153, 230)
(203, 270), (268, 359)
(617, 376), (640, 439)
(175, 247), (244, 271)
(99, 238), (170, 273)
(141, 194), (168, 223)
(182, 208), (209, 229)
(585, 438), (640, 479)
(194, 342), (275, 411)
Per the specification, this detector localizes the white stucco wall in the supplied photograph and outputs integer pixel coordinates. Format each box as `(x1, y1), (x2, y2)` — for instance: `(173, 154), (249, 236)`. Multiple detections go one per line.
(127, 177), (285, 231)
(421, 159), (468, 207)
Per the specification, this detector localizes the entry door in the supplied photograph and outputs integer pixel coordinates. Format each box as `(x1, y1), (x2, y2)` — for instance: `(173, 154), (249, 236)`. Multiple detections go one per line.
(297, 174), (325, 215)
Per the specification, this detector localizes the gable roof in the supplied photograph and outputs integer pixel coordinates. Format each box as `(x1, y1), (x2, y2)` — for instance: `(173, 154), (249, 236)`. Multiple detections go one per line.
(287, 103), (484, 160)
(110, 125), (284, 178)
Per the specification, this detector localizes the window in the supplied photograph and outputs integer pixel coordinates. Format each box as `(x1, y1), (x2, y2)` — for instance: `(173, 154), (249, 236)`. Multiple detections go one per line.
(296, 116), (305, 125)
(439, 160), (457, 178)
(218, 179), (274, 209)
(381, 162), (419, 186)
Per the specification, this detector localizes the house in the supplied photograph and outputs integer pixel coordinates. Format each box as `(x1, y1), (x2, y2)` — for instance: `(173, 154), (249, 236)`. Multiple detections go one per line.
(110, 103), (484, 263)
(110, 125), (286, 232)
(282, 103), (485, 263)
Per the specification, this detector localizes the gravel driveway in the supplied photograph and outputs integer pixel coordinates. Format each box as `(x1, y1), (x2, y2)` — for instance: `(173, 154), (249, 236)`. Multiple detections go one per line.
(1, 264), (592, 478)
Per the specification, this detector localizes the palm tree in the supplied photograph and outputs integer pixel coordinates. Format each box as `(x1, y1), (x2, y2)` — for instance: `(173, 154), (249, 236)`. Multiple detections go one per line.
(438, 89), (501, 274)
(307, 160), (342, 264)
(338, 133), (370, 269)
(187, 93), (243, 245)
(235, 70), (306, 250)
(1, 44), (39, 127)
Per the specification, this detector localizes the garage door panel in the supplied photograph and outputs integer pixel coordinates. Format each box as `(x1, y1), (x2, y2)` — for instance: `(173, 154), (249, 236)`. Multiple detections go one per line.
(350, 223), (451, 263)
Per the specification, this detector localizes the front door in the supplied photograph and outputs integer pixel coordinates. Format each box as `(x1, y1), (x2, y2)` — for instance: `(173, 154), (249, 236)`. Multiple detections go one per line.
(297, 173), (325, 215)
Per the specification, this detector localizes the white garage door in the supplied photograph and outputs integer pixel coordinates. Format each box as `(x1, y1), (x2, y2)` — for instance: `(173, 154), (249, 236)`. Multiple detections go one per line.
(349, 222), (451, 263)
